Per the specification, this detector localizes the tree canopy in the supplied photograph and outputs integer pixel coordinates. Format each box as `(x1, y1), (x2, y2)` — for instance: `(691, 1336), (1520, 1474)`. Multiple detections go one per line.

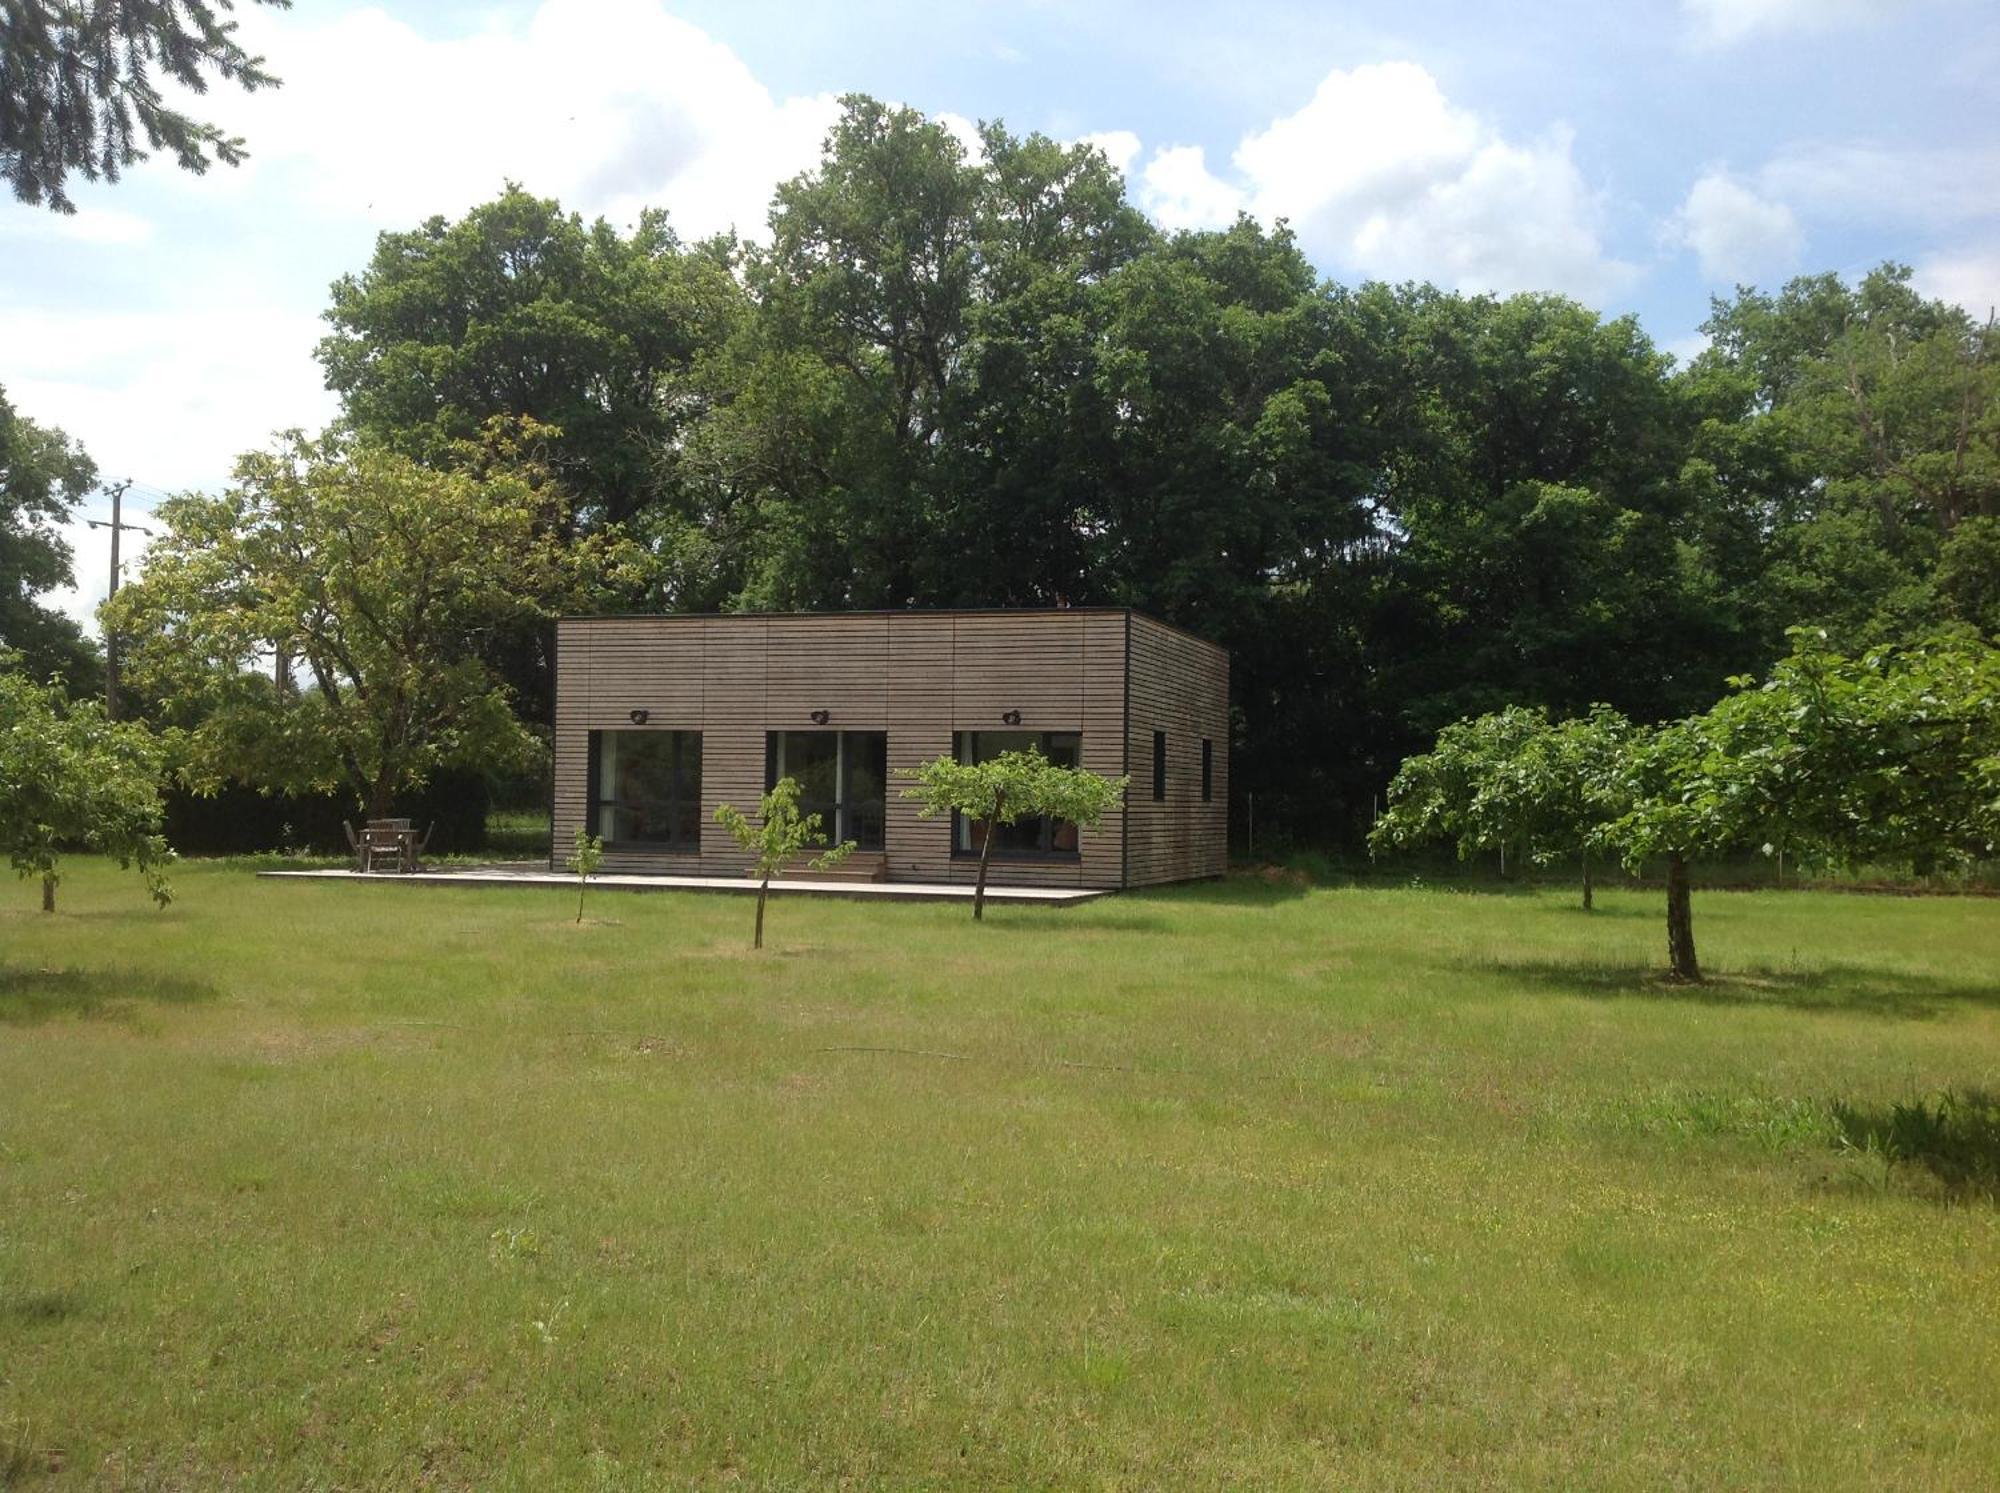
(102, 422), (647, 821)
(1, 0), (288, 212)
(0, 382), (100, 690)
(87, 94), (2000, 855)
(317, 185), (741, 532)
(1370, 704), (1634, 907)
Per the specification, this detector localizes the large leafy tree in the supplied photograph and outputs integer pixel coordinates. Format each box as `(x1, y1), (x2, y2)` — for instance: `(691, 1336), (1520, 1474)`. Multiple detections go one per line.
(1695, 265), (1999, 649)
(1599, 632), (2000, 981)
(0, 665), (171, 912)
(103, 423), (648, 822)
(1, 0), (288, 212)
(1366, 290), (1742, 734)
(318, 185), (743, 531)
(0, 382), (100, 689)
(669, 97), (1156, 611)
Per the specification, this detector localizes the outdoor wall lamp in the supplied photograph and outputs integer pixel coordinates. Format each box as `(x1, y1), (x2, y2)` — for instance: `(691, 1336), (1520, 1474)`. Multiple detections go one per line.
(1000, 709), (1023, 726)
(629, 708), (649, 725)
(809, 709), (831, 725)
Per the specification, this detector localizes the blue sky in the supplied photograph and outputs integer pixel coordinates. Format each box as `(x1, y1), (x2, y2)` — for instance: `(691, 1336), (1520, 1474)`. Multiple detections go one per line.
(4, 0), (1995, 629)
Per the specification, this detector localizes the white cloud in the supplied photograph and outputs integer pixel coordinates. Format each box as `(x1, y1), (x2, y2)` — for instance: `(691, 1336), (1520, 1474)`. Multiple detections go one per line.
(1681, 0), (1907, 47)
(1673, 170), (1803, 281)
(1132, 62), (1633, 301)
(0, 304), (334, 495)
(201, 0), (842, 238)
(1912, 251), (2000, 320)
(1078, 129), (1142, 180)
(9, 0), (857, 637)
(1139, 145), (1245, 231)
(1234, 62), (1482, 221)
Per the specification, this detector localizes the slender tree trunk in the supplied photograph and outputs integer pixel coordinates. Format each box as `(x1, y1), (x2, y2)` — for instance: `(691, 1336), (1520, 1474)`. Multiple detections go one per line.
(42, 874), (55, 913)
(975, 811), (998, 923)
(575, 875), (586, 924)
(1665, 852), (1700, 983)
(1581, 849), (1593, 912)
(754, 877), (769, 950)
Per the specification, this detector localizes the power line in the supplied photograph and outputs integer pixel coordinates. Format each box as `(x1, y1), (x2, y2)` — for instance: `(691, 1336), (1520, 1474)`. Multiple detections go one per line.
(82, 480), (154, 720)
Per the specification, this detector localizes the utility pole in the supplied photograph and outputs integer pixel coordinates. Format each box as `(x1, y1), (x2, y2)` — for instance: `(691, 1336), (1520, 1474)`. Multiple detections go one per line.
(84, 481), (153, 720)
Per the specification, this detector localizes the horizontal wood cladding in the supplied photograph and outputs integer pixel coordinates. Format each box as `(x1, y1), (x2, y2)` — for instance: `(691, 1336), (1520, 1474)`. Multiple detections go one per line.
(553, 610), (1227, 888)
(1124, 613), (1230, 887)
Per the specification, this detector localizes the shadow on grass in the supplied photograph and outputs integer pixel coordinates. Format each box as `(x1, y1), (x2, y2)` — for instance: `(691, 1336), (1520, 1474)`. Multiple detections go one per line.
(0, 964), (218, 1026)
(0, 1289), (87, 1326)
(984, 911), (1174, 935)
(1831, 1090), (2000, 1202)
(1130, 874), (1313, 907)
(1481, 959), (1998, 1019)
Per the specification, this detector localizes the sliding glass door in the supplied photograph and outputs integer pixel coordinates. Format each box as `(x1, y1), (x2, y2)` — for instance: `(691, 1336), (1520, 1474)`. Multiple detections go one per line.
(767, 731), (887, 850)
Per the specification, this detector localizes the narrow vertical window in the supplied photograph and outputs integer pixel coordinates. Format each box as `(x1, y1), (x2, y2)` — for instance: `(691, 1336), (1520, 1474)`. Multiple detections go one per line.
(1201, 738), (1213, 803)
(1152, 731), (1166, 801)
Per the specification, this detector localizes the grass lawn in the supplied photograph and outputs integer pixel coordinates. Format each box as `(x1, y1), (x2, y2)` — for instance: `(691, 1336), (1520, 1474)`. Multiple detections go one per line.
(3, 859), (1998, 1489)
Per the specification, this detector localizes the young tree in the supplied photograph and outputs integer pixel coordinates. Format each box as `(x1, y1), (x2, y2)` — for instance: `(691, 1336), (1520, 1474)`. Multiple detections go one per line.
(0, 667), (172, 912)
(2, 0), (289, 212)
(565, 827), (604, 925)
(713, 776), (855, 950)
(1369, 705), (1634, 908)
(897, 749), (1127, 921)
(102, 422), (647, 822)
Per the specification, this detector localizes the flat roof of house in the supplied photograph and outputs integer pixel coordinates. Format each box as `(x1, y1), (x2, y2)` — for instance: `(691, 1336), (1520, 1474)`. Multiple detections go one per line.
(556, 606), (1227, 656)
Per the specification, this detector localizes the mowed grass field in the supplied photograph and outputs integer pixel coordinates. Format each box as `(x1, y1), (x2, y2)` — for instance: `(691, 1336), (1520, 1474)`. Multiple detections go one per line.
(3, 860), (1998, 1489)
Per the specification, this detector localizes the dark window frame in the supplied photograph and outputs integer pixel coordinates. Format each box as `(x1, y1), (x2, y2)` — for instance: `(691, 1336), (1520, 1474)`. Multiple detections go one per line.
(950, 730), (1084, 861)
(764, 729), (888, 851)
(588, 728), (702, 855)
(1152, 731), (1167, 801)
(1201, 738), (1213, 803)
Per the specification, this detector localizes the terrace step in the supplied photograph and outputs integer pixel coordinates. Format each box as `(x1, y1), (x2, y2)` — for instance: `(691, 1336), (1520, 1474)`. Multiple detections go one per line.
(783, 851), (890, 883)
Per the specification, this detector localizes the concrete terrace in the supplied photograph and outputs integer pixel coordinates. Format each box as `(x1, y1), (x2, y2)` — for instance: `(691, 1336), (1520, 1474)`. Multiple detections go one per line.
(256, 866), (1110, 905)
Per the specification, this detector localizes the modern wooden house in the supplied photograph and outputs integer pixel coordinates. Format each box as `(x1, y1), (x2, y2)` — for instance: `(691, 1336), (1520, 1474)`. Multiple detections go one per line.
(550, 609), (1229, 890)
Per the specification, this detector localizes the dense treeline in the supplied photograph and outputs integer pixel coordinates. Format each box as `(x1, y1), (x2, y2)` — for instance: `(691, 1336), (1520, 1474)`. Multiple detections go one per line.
(303, 97), (1996, 846)
(20, 95), (1996, 849)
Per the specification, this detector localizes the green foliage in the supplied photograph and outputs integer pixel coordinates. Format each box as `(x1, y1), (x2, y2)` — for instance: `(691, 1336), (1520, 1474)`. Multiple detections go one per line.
(0, 667), (171, 910)
(291, 100), (2000, 846)
(712, 775), (855, 948)
(317, 185), (741, 530)
(1370, 704), (1634, 901)
(0, 383), (101, 691)
(0, 0), (289, 212)
(898, 748), (1126, 919)
(1831, 1089), (2000, 1201)
(564, 826), (603, 924)
(896, 749), (1126, 839)
(102, 422), (649, 820)
(1599, 629), (2000, 875)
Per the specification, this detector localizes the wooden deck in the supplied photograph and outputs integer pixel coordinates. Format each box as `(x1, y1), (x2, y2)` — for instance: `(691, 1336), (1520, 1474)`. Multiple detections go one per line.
(256, 867), (1110, 905)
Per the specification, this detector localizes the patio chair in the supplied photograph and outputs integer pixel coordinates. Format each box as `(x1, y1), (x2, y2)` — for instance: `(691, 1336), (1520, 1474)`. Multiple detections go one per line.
(407, 822), (435, 872)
